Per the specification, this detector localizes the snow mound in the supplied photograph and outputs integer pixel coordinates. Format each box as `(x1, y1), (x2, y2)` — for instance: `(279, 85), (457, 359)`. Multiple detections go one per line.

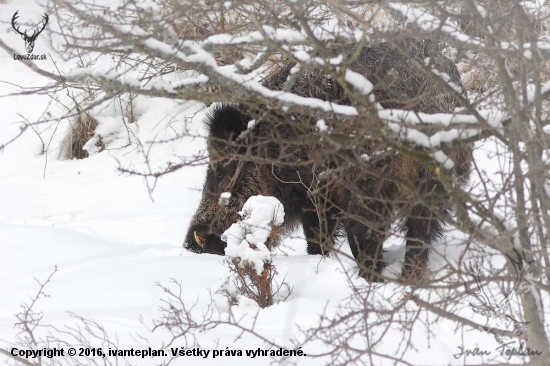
(222, 196), (285, 275)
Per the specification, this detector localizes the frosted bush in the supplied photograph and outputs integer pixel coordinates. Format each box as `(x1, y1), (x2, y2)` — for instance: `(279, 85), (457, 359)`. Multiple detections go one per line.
(220, 195), (290, 308)
(222, 195), (284, 275)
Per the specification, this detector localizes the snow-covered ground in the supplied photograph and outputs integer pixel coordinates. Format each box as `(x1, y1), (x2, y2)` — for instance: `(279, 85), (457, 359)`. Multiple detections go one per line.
(0, 1), (539, 365)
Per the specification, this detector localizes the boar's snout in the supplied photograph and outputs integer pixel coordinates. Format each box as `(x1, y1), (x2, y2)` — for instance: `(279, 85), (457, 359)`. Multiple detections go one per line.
(184, 223), (227, 255)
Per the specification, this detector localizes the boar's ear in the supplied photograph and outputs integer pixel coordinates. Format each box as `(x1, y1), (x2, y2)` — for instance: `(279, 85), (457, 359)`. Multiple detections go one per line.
(206, 104), (250, 141)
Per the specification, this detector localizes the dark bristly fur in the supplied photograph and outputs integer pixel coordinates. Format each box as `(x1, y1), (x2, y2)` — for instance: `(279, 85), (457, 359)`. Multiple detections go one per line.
(184, 40), (473, 283)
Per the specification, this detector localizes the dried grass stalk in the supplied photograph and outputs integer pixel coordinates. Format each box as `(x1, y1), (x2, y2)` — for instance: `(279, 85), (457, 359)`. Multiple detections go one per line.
(59, 112), (104, 160)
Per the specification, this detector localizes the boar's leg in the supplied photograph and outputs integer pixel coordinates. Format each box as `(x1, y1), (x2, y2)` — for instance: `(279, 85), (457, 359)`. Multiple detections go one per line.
(401, 179), (449, 281)
(301, 206), (337, 255)
(345, 216), (391, 283)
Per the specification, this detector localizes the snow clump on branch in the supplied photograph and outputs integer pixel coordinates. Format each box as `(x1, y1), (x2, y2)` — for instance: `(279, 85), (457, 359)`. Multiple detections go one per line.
(221, 195), (285, 275)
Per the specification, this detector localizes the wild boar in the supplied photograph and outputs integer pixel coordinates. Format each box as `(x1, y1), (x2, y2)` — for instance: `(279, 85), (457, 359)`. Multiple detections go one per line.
(184, 40), (473, 282)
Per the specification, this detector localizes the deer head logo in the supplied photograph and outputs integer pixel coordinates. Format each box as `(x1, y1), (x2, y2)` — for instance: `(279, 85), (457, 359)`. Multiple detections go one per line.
(11, 11), (49, 54)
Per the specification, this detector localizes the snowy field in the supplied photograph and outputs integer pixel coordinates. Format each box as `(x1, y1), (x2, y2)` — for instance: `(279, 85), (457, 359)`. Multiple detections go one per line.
(0, 1), (541, 365)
